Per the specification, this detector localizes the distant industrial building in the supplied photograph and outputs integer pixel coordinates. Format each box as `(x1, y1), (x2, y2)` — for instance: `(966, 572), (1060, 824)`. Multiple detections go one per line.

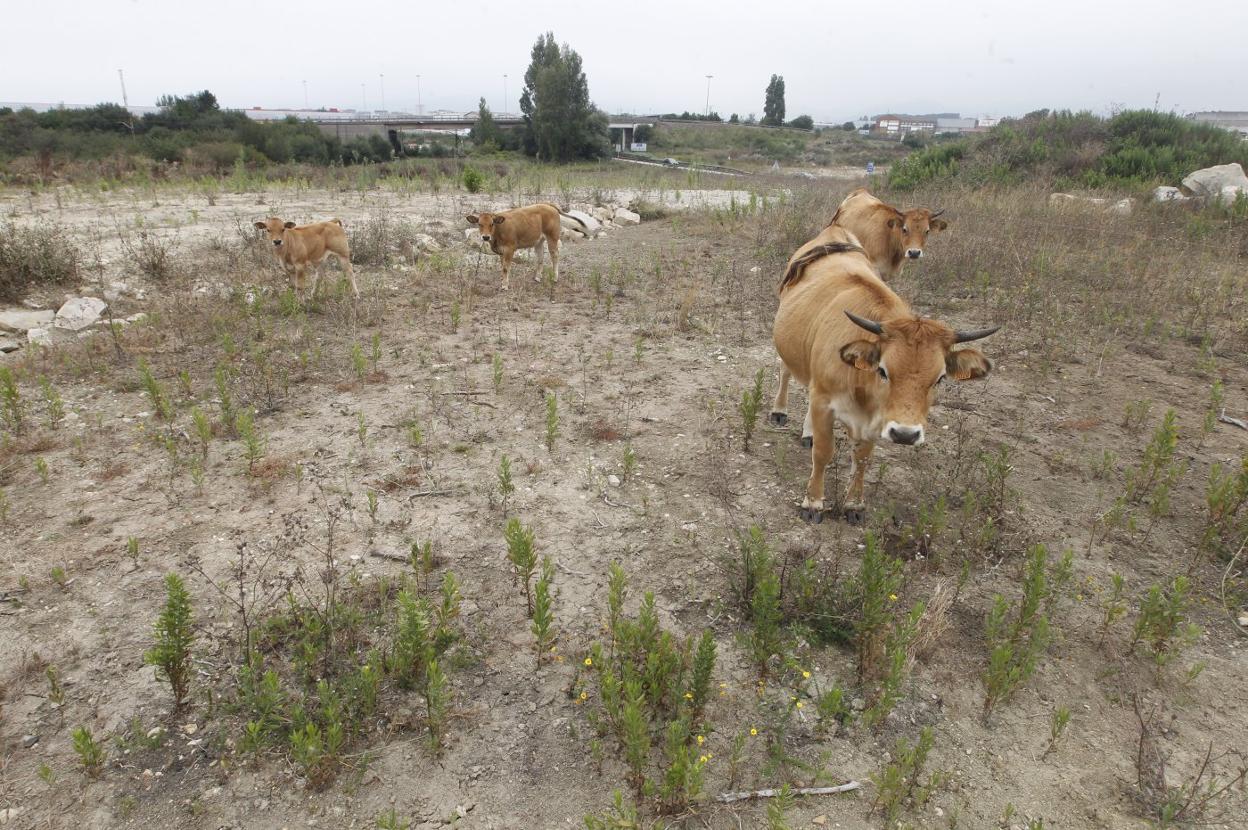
(870, 113), (987, 139)
(1187, 111), (1248, 136)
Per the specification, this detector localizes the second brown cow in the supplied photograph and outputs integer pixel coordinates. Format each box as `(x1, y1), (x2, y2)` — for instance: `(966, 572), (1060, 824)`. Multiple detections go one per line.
(828, 188), (948, 280)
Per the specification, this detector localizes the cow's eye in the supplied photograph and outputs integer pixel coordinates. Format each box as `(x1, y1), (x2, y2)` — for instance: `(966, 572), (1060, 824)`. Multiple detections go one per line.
(934, 374), (946, 387)
(877, 366), (889, 382)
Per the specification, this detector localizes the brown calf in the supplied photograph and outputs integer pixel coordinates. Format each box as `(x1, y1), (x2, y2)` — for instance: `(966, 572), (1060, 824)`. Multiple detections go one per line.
(465, 203), (587, 290)
(770, 224), (997, 523)
(828, 188), (948, 279)
(254, 217), (358, 299)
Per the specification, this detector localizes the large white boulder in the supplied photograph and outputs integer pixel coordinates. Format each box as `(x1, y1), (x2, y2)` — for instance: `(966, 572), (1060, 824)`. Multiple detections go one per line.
(1182, 163), (1248, 202)
(561, 209), (601, 238)
(0, 308), (55, 333)
(613, 207), (642, 225)
(28, 326), (80, 346)
(1219, 185), (1246, 207)
(590, 206), (614, 223)
(54, 297), (107, 331)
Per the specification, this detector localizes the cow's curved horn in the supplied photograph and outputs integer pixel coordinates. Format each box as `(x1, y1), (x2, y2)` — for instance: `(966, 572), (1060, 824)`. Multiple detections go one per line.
(953, 325), (1000, 343)
(930, 208), (946, 218)
(844, 310), (883, 335)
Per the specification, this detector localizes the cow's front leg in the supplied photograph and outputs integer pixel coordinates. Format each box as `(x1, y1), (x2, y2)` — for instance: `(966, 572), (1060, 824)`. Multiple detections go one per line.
(844, 440), (876, 525)
(769, 360), (790, 426)
(547, 234), (560, 282)
(800, 394), (835, 523)
(306, 264), (322, 301)
(294, 264), (309, 301)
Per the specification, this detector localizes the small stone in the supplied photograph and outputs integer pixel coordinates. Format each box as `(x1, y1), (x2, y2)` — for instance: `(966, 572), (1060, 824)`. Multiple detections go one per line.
(606, 474), (621, 487)
(22, 735), (38, 748)
(182, 722), (198, 736)
(54, 296), (108, 331)
(813, 816), (827, 825)
(613, 207), (641, 225)
(850, 697), (865, 711)
(455, 805), (468, 819)
(1237, 612), (1248, 627)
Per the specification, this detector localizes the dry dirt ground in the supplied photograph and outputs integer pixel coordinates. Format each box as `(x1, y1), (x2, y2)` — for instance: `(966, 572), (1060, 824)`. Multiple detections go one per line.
(0, 179), (1246, 830)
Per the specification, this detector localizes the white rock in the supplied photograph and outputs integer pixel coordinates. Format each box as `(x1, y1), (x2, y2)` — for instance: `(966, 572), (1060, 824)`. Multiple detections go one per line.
(1219, 184), (1246, 207)
(414, 233), (441, 252)
(607, 474), (621, 487)
(27, 327), (79, 346)
(1237, 611), (1248, 627)
(590, 206), (614, 223)
(0, 308), (55, 333)
(1110, 197), (1134, 216)
(54, 297), (107, 331)
(0, 336), (21, 353)
(1152, 185), (1186, 203)
(1182, 163), (1248, 201)
(613, 207), (642, 225)
(463, 228), (479, 241)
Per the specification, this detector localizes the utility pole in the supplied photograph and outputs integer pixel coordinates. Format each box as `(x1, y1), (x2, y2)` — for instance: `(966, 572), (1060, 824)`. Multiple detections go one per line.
(117, 69), (134, 135)
(361, 83), (367, 113)
(379, 74), (386, 112)
(705, 75), (713, 117)
(503, 74), (508, 115)
(303, 79), (308, 109)
(417, 75), (422, 115)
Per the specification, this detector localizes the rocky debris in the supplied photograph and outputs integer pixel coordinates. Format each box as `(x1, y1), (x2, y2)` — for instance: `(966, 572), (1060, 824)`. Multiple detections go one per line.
(1048, 193), (1107, 208)
(0, 336), (21, 354)
(590, 206), (614, 223)
(1110, 198), (1134, 216)
(21, 735), (38, 748)
(54, 296), (108, 331)
(0, 308), (55, 333)
(1181, 163), (1248, 204)
(613, 207), (642, 226)
(464, 228), (481, 241)
(414, 233), (442, 252)
(561, 209), (601, 239)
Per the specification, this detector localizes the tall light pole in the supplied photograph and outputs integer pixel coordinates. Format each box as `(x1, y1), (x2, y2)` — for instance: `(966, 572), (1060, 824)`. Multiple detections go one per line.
(502, 74), (508, 115)
(705, 75), (713, 117)
(379, 74), (385, 112)
(416, 74), (422, 115)
(360, 83), (367, 113)
(302, 79), (308, 109)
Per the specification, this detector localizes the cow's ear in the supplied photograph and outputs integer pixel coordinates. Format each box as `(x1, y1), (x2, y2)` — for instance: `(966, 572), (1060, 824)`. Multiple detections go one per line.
(493, 215), (506, 225)
(283, 221), (296, 229)
(840, 340), (881, 372)
(465, 214), (479, 225)
(254, 221), (267, 230)
(946, 348), (991, 381)
(886, 217), (900, 230)
(930, 218), (948, 231)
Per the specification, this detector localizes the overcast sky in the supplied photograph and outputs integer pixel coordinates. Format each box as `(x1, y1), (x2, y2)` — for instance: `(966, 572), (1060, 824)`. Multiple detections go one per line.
(3, 0), (1245, 121)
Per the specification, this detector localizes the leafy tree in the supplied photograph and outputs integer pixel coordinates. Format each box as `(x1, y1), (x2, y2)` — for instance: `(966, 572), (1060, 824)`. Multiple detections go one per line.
(519, 32), (609, 161)
(763, 75), (786, 126)
(787, 114), (814, 130)
(470, 97), (503, 150)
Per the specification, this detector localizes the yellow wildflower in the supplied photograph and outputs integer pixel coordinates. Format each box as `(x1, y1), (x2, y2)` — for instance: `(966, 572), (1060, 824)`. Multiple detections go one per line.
(888, 593), (898, 602)
(801, 670), (811, 680)
(749, 727), (758, 736)
(583, 657), (593, 667)
(696, 735), (705, 746)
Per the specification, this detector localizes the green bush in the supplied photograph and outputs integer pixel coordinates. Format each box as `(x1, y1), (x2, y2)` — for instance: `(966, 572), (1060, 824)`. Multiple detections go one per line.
(889, 109), (1248, 191)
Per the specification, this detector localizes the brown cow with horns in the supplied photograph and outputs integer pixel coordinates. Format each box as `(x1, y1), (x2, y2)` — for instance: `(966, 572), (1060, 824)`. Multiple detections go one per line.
(769, 225), (999, 523)
(828, 188), (948, 280)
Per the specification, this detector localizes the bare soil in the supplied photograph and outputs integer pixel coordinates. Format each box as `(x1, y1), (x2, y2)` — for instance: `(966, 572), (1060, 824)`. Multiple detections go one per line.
(0, 181), (1245, 830)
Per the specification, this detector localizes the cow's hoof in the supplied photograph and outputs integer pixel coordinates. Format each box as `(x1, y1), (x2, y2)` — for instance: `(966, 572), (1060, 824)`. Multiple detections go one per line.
(844, 505), (866, 525)
(768, 412), (788, 426)
(800, 435), (813, 449)
(799, 505), (825, 524)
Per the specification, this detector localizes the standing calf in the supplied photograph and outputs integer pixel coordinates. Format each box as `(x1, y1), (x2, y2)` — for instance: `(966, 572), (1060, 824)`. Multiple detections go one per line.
(254, 217), (358, 300)
(465, 203), (588, 290)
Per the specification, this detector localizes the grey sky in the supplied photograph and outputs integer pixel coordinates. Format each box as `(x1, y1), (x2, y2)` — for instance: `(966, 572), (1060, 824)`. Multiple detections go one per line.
(4, 0), (1244, 121)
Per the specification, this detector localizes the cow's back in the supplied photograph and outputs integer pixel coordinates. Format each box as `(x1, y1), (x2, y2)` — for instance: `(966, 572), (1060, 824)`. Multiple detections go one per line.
(829, 191), (902, 277)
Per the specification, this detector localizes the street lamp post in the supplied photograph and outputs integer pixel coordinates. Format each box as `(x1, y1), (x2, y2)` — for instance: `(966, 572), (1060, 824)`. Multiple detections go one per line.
(379, 74), (385, 112)
(417, 75), (422, 115)
(302, 79), (308, 109)
(503, 74), (508, 115)
(705, 75), (713, 117)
